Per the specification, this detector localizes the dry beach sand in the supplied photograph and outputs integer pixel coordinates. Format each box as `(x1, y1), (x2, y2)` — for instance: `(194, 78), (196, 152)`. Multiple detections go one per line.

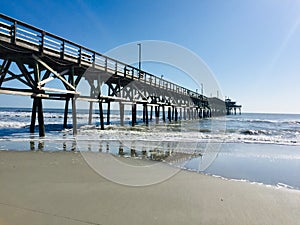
(0, 151), (300, 225)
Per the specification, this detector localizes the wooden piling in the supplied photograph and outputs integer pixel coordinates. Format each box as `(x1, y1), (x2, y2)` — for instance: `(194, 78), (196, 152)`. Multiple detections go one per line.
(63, 96), (69, 128)
(88, 85), (93, 125)
(29, 97), (45, 137)
(88, 101), (93, 125)
(180, 108), (182, 120)
(30, 98), (37, 133)
(119, 102), (124, 126)
(143, 103), (146, 123)
(106, 101), (110, 125)
(145, 103), (149, 126)
(162, 105), (166, 122)
(150, 106), (153, 121)
(99, 100), (104, 130)
(168, 106), (171, 122)
(155, 106), (159, 124)
(37, 98), (45, 137)
(72, 97), (77, 135)
(132, 103), (136, 126)
(175, 108), (178, 122)
(172, 106), (175, 120)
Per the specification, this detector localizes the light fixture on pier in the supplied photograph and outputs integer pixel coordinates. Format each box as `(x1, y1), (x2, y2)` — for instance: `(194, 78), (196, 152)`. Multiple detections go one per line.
(137, 43), (142, 71)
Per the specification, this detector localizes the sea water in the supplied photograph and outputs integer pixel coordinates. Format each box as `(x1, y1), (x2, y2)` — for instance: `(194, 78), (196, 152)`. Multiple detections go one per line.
(0, 107), (300, 189)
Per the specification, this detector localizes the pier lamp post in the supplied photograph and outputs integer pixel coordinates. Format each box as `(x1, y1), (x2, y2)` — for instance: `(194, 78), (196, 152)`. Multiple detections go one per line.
(137, 43), (142, 71)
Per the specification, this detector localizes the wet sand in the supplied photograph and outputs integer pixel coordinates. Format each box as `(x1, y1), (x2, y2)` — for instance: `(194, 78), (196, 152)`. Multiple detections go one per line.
(0, 151), (300, 225)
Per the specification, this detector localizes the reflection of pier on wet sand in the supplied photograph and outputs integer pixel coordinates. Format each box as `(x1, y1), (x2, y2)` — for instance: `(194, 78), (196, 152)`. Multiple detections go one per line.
(26, 137), (204, 165)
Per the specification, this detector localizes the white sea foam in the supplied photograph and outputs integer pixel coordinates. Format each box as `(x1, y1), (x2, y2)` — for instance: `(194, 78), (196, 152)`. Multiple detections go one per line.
(0, 121), (29, 128)
(2, 109), (300, 190)
(206, 173), (297, 190)
(276, 182), (295, 189)
(0, 110), (300, 147)
(75, 125), (300, 147)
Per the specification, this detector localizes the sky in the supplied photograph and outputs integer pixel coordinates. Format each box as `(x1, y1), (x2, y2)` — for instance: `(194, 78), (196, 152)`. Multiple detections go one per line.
(1, 0), (300, 113)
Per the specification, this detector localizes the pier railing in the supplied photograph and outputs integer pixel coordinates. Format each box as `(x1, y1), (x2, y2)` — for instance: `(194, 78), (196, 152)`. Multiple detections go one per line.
(0, 14), (206, 101)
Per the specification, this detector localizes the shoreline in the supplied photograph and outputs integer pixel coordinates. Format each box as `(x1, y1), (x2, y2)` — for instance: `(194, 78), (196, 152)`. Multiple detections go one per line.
(1, 146), (300, 191)
(1, 150), (300, 225)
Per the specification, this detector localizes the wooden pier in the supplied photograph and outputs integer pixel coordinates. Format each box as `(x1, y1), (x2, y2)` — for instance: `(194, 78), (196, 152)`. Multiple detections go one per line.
(225, 98), (242, 115)
(0, 14), (240, 137)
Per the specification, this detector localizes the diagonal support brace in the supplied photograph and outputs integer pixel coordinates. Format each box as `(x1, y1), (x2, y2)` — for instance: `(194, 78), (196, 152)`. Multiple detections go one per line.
(32, 54), (76, 91)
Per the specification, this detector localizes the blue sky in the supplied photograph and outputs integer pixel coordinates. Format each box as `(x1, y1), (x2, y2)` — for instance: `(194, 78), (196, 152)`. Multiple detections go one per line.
(1, 0), (300, 113)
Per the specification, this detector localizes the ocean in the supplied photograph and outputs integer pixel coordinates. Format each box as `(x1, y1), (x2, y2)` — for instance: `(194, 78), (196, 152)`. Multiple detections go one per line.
(0, 107), (300, 189)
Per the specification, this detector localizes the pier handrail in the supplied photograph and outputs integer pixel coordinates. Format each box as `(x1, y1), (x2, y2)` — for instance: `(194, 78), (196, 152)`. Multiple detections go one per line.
(0, 13), (206, 101)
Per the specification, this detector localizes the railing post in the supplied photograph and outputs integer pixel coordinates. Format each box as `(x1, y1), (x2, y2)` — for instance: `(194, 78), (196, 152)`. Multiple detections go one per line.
(40, 31), (45, 54)
(131, 69), (134, 80)
(61, 40), (65, 60)
(105, 58), (108, 72)
(10, 21), (17, 44)
(92, 52), (96, 68)
(124, 66), (127, 78)
(78, 47), (82, 65)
